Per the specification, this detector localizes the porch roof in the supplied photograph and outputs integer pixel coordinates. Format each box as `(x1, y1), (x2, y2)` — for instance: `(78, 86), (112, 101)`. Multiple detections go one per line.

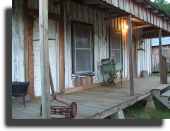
(70, 0), (170, 38)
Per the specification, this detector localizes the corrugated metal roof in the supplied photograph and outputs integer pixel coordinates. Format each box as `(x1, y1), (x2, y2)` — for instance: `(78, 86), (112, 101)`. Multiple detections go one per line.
(100, 0), (170, 19)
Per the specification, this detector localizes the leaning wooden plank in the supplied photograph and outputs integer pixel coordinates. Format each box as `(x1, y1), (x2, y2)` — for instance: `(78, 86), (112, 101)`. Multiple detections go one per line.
(59, 4), (65, 94)
(49, 65), (56, 100)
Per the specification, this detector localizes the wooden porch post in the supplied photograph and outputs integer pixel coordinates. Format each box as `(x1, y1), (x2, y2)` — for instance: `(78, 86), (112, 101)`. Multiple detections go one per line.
(39, 0), (51, 119)
(127, 14), (134, 96)
(159, 29), (163, 84)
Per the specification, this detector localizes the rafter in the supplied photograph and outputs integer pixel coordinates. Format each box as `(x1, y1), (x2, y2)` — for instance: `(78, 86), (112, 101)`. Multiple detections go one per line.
(104, 14), (129, 21)
(54, 0), (69, 6)
(151, 10), (158, 13)
(83, 0), (100, 5)
(144, 4), (151, 8)
(133, 25), (152, 29)
(158, 13), (164, 17)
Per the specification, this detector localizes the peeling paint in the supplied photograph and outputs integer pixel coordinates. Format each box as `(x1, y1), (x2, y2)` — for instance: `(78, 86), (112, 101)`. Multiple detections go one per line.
(12, 0), (25, 82)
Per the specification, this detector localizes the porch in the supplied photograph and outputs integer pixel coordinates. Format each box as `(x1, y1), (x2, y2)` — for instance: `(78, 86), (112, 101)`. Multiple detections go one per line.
(12, 77), (170, 119)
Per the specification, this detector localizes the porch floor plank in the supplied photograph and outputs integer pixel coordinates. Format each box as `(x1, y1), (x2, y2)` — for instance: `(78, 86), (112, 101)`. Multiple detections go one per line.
(12, 77), (170, 119)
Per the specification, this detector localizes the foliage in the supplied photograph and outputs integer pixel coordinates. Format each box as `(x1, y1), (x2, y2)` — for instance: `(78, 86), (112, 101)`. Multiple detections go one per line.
(123, 96), (170, 119)
(152, 73), (170, 77)
(153, 0), (170, 14)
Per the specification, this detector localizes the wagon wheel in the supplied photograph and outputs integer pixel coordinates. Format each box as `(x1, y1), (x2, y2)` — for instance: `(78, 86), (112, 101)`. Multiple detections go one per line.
(70, 102), (77, 118)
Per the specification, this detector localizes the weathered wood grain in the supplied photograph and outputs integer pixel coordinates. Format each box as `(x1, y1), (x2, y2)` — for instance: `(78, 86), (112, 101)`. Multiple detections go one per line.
(39, 0), (51, 119)
(12, 77), (170, 119)
(127, 14), (134, 96)
(159, 29), (163, 84)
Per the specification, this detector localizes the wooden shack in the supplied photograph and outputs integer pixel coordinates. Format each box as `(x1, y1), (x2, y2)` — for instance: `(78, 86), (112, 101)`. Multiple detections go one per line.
(152, 44), (170, 72)
(12, 0), (170, 118)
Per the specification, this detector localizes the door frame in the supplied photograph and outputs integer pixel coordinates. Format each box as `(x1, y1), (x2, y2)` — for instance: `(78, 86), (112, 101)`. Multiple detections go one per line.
(24, 0), (64, 99)
(33, 18), (59, 96)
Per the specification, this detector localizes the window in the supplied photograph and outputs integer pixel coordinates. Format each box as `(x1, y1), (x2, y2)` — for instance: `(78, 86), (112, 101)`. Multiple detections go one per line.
(163, 49), (170, 62)
(109, 28), (122, 64)
(72, 22), (94, 75)
(163, 49), (168, 57)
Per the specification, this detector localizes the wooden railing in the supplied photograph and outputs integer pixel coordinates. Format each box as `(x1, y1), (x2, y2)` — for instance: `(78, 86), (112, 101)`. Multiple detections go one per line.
(162, 55), (170, 84)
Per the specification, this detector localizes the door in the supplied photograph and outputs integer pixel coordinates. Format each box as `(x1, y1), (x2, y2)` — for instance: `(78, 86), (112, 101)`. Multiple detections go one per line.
(33, 17), (58, 97)
(109, 28), (122, 79)
(109, 28), (122, 63)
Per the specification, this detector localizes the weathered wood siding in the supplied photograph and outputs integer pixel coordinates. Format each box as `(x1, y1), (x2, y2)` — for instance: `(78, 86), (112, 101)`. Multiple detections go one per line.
(12, 0), (152, 90)
(103, 0), (170, 32)
(152, 45), (170, 72)
(64, 1), (130, 89)
(136, 29), (152, 77)
(28, 0), (60, 14)
(12, 0), (25, 81)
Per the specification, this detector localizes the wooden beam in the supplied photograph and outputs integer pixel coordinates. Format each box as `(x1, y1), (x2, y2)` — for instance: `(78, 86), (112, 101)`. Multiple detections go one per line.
(159, 29), (163, 84)
(54, 0), (69, 6)
(151, 10), (158, 14)
(59, 4), (65, 94)
(133, 25), (152, 29)
(105, 9), (123, 13)
(104, 14), (129, 21)
(143, 30), (158, 34)
(158, 13), (164, 17)
(135, 0), (145, 3)
(95, 4), (110, 9)
(24, 0), (29, 83)
(28, 8), (63, 20)
(39, 0), (51, 119)
(28, 15), (35, 100)
(83, 0), (100, 4)
(127, 14), (134, 96)
(144, 4), (151, 8)
(162, 55), (167, 84)
(163, 17), (169, 20)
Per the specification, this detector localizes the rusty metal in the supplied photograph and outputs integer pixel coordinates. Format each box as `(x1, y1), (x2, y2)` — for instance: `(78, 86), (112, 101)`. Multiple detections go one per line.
(39, 64), (77, 119)
(101, 57), (122, 86)
(40, 96), (77, 119)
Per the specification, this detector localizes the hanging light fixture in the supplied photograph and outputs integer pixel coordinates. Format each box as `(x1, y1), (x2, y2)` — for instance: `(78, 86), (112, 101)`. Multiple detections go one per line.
(124, 26), (128, 29)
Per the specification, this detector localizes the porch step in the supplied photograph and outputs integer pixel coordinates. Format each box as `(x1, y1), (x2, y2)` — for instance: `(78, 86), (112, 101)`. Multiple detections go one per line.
(161, 90), (170, 97)
(152, 86), (170, 109)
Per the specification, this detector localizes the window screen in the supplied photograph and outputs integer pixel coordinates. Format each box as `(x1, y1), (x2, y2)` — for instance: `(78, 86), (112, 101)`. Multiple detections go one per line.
(72, 23), (93, 75)
(109, 29), (122, 64)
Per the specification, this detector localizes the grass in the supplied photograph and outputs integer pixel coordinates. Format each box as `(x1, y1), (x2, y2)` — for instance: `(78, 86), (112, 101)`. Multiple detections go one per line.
(123, 96), (170, 119)
(152, 73), (170, 77)
(105, 73), (170, 119)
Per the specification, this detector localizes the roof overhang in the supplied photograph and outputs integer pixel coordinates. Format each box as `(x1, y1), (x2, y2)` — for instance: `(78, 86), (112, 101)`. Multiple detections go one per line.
(69, 0), (170, 37)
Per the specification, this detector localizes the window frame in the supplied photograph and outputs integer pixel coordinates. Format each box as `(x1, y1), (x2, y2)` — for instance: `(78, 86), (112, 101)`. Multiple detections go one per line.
(71, 21), (94, 76)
